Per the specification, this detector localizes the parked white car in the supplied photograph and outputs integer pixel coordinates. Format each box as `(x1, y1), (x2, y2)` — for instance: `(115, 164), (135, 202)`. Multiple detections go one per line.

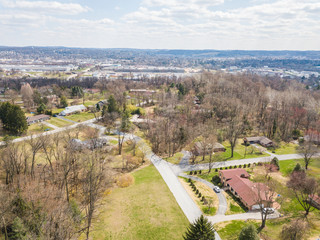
(214, 186), (220, 193)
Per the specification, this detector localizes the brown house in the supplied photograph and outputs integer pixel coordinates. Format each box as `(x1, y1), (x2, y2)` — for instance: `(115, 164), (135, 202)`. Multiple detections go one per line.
(26, 114), (50, 125)
(243, 136), (273, 147)
(194, 142), (226, 156)
(219, 169), (273, 210)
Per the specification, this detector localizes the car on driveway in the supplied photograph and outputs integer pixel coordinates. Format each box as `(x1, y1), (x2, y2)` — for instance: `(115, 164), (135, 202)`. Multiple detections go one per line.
(214, 186), (220, 193)
(262, 207), (275, 214)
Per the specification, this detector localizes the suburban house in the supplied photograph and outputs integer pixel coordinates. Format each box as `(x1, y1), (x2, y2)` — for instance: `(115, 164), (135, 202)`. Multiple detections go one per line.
(219, 169), (273, 210)
(194, 142), (226, 156)
(26, 114), (50, 125)
(70, 138), (108, 151)
(129, 89), (156, 95)
(96, 100), (108, 109)
(304, 129), (320, 145)
(243, 136), (274, 147)
(309, 195), (320, 210)
(59, 105), (87, 116)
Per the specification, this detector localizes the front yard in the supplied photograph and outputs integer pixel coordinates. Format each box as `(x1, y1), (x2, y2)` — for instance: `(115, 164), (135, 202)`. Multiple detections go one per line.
(64, 112), (97, 122)
(88, 165), (189, 240)
(268, 141), (298, 155)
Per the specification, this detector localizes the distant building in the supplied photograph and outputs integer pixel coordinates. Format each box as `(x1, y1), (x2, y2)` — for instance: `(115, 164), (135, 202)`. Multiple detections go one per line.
(70, 138), (108, 151)
(59, 105), (87, 116)
(26, 114), (50, 125)
(96, 100), (108, 109)
(129, 89), (156, 95)
(304, 129), (320, 145)
(194, 142), (226, 156)
(85, 88), (100, 94)
(243, 136), (273, 148)
(219, 169), (272, 210)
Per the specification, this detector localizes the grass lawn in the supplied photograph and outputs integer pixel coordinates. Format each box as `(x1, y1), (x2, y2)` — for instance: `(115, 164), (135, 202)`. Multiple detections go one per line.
(192, 140), (269, 164)
(46, 117), (72, 128)
(279, 159), (320, 180)
(89, 165), (189, 240)
(64, 112), (96, 122)
(215, 214), (320, 240)
(164, 152), (184, 164)
(268, 142), (298, 155)
(27, 123), (52, 134)
(223, 191), (247, 215)
(179, 177), (218, 216)
(51, 108), (64, 115)
(215, 220), (259, 240)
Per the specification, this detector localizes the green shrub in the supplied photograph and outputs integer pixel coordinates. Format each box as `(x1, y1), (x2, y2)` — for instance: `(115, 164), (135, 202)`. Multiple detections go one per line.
(271, 157), (280, 170)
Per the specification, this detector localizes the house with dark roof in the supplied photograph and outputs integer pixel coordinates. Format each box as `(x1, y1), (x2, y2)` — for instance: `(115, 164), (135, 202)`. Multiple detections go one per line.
(194, 142), (226, 156)
(243, 136), (273, 147)
(219, 169), (273, 210)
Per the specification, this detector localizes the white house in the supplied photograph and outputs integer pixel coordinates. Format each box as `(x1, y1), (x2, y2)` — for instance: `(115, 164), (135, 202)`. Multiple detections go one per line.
(59, 105), (87, 116)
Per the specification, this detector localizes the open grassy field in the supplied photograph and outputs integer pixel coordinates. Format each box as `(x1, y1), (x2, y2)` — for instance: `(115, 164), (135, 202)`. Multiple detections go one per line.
(89, 165), (189, 240)
(269, 141), (298, 155)
(46, 117), (72, 127)
(279, 158), (320, 180)
(64, 112), (97, 122)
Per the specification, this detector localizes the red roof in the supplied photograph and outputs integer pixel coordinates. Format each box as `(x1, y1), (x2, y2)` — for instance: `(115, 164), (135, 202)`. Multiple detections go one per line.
(220, 169), (250, 180)
(311, 195), (320, 204)
(220, 169), (269, 207)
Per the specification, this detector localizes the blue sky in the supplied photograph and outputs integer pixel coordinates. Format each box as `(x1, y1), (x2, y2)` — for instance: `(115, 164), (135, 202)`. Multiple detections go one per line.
(0, 0), (319, 50)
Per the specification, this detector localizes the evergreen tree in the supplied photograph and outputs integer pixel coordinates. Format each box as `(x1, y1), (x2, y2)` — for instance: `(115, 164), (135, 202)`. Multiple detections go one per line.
(10, 217), (28, 240)
(271, 157), (280, 170)
(183, 215), (215, 240)
(107, 95), (118, 113)
(293, 163), (302, 172)
(36, 103), (47, 114)
(0, 102), (28, 134)
(60, 95), (68, 108)
(238, 224), (259, 240)
(71, 86), (84, 98)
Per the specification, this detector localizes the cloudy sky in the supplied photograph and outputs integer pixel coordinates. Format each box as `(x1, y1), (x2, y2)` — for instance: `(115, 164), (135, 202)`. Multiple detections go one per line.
(0, 0), (319, 50)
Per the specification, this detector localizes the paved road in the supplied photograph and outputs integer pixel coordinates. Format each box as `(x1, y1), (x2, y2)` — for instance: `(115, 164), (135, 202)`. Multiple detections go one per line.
(178, 153), (320, 173)
(179, 150), (191, 166)
(42, 122), (59, 130)
(207, 211), (279, 224)
(0, 118), (98, 146)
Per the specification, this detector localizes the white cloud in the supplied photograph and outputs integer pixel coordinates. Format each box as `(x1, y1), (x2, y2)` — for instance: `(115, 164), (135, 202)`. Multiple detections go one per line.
(142, 0), (224, 7)
(1, 0), (90, 15)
